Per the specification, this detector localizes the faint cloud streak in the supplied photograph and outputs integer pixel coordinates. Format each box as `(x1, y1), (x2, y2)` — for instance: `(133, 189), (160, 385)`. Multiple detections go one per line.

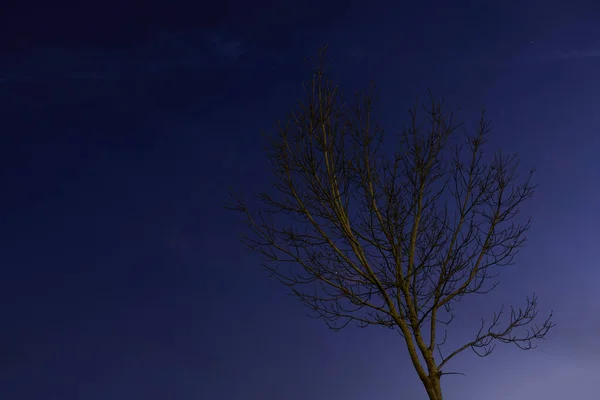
(0, 30), (247, 85)
(555, 48), (600, 60)
(209, 34), (245, 62)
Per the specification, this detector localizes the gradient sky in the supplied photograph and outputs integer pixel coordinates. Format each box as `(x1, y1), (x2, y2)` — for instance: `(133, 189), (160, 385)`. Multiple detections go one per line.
(1, 1), (599, 399)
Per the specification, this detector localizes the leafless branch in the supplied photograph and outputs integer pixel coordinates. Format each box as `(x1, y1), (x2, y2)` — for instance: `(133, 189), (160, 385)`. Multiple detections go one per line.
(225, 47), (553, 400)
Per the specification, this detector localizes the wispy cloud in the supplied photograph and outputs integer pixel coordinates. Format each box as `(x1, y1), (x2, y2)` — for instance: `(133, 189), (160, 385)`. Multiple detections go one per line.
(510, 46), (600, 66)
(209, 34), (245, 62)
(454, 42), (600, 70)
(0, 30), (247, 85)
(554, 48), (600, 60)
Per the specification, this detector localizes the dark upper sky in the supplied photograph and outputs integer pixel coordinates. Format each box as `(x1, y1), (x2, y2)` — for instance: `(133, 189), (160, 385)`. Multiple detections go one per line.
(1, 1), (599, 399)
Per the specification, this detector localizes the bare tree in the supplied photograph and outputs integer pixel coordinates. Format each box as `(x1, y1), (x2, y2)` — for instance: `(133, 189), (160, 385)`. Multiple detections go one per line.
(226, 49), (554, 400)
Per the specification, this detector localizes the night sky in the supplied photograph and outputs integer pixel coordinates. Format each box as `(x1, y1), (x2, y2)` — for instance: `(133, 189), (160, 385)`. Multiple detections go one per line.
(1, 1), (599, 399)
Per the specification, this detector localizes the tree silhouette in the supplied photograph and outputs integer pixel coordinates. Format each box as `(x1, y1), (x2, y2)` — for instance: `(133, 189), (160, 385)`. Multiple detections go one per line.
(226, 48), (554, 400)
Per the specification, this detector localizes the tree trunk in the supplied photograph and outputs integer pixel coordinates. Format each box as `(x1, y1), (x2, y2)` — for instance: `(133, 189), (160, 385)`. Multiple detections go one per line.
(422, 375), (443, 400)
(431, 375), (443, 400)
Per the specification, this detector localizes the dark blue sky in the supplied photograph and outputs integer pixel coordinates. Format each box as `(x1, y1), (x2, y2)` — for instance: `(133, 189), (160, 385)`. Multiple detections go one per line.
(1, 1), (599, 399)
